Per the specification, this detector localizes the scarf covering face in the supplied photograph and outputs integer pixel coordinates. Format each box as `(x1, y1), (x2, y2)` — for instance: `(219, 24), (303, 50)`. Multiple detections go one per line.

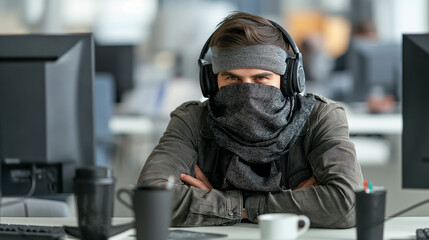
(207, 83), (315, 192)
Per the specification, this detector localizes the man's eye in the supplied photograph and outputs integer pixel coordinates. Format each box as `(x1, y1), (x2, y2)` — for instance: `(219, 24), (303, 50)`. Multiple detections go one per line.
(226, 76), (239, 81)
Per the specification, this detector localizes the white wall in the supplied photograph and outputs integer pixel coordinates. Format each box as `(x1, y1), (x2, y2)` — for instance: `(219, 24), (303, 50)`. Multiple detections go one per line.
(374, 0), (428, 43)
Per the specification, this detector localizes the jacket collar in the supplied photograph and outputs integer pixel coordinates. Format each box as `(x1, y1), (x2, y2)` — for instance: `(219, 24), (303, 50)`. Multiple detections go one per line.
(200, 105), (215, 139)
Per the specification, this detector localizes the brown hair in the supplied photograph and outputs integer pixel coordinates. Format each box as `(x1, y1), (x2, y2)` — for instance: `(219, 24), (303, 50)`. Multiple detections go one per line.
(209, 11), (290, 51)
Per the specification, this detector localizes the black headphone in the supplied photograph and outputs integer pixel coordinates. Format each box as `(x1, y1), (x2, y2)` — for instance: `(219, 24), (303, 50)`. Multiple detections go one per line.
(198, 20), (306, 98)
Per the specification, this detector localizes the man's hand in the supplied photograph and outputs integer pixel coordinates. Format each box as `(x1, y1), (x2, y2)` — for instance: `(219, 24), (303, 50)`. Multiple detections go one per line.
(293, 176), (318, 190)
(180, 165), (214, 190)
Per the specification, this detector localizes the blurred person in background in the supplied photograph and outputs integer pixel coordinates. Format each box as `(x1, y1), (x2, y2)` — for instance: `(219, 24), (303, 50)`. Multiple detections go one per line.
(138, 11), (363, 228)
(334, 20), (397, 113)
(301, 35), (333, 83)
(334, 20), (377, 72)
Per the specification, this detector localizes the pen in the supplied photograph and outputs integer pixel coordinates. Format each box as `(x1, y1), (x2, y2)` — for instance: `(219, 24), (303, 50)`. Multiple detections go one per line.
(363, 180), (370, 193)
(368, 181), (373, 193)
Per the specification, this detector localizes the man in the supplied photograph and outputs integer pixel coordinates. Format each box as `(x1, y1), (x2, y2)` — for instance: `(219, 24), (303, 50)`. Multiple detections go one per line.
(138, 11), (363, 228)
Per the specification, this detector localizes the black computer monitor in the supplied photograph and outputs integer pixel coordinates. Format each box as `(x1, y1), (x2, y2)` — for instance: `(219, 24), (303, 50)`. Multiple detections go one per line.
(402, 33), (429, 189)
(0, 34), (95, 197)
(347, 41), (402, 103)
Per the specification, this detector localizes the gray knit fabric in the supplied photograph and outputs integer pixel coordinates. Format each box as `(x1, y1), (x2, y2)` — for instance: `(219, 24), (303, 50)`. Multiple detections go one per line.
(207, 83), (315, 192)
(211, 45), (287, 75)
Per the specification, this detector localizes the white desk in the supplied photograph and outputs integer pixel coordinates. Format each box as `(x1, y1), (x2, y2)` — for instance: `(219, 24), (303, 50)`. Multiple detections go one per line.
(0, 217), (426, 239)
(110, 116), (154, 135)
(347, 113), (402, 135)
(110, 112), (402, 136)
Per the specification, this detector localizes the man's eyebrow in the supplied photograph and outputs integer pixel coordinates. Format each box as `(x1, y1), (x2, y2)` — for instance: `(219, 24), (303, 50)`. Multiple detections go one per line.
(220, 71), (241, 78)
(252, 72), (274, 78)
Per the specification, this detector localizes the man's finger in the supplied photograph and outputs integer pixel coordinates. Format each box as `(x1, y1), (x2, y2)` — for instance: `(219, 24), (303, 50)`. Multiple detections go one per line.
(194, 165), (205, 180)
(180, 173), (210, 190)
(195, 165), (214, 190)
(294, 176), (317, 190)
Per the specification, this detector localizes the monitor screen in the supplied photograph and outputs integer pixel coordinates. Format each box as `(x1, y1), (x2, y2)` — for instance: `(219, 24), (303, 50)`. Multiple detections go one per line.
(0, 34), (95, 196)
(402, 34), (429, 189)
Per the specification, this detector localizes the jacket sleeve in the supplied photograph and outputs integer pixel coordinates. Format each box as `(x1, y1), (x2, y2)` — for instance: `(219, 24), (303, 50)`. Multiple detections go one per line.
(244, 104), (364, 228)
(138, 103), (243, 226)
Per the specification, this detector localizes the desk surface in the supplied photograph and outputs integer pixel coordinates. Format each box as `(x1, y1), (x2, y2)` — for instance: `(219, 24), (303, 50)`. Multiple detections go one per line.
(0, 216), (426, 239)
(110, 112), (402, 136)
(347, 112), (402, 135)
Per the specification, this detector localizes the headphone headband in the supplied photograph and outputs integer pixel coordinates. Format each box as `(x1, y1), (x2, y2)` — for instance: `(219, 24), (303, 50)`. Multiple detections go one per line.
(268, 21), (300, 55)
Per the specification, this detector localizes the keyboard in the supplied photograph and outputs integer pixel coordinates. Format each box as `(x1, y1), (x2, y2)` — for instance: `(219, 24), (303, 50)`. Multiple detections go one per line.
(417, 228), (429, 239)
(0, 223), (65, 240)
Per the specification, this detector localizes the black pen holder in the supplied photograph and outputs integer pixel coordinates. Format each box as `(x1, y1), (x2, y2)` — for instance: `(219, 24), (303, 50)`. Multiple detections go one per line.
(355, 188), (386, 240)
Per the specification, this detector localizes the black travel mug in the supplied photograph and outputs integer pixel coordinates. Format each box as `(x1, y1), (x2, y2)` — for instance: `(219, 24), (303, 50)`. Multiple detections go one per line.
(74, 167), (115, 240)
(355, 188), (386, 240)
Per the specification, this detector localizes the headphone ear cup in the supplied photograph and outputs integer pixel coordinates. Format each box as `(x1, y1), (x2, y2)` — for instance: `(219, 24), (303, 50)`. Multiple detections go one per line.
(207, 66), (218, 97)
(293, 53), (306, 94)
(199, 63), (218, 98)
(199, 63), (209, 98)
(282, 58), (294, 97)
(283, 57), (305, 97)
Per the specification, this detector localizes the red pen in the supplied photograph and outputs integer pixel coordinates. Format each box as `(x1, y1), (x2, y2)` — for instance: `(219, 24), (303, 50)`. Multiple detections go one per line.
(363, 180), (370, 193)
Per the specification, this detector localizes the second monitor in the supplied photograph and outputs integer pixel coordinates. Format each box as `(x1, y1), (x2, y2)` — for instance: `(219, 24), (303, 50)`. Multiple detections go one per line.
(349, 41), (402, 103)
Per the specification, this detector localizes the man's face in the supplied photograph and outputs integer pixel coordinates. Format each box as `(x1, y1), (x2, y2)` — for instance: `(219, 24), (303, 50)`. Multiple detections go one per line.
(217, 68), (281, 89)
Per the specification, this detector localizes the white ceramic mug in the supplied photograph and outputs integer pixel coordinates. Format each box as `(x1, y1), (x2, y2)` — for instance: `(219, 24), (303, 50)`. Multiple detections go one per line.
(258, 213), (310, 240)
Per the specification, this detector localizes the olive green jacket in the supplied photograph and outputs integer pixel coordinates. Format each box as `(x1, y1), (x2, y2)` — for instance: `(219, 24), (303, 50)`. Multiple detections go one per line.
(138, 94), (363, 228)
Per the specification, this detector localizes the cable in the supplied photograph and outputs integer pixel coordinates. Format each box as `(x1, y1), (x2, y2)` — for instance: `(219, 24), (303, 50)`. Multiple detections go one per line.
(367, 197), (429, 228)
(0, 164), (37, 209)
(385, 198), (429, 222)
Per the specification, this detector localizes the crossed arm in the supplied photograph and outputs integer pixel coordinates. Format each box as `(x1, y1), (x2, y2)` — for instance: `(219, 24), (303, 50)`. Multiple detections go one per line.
(180, 165), (318, 219)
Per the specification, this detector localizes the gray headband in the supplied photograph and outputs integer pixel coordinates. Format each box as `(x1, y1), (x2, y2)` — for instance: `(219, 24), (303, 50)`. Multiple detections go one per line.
(211, 45), (287, 75)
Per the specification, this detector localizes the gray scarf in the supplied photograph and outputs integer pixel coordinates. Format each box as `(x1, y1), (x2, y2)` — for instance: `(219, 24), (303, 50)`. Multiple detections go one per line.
(207, 83), (315, 192)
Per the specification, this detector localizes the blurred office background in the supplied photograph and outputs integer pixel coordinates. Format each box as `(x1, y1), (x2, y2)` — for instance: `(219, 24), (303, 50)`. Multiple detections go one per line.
(1, 0), (428, 218)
